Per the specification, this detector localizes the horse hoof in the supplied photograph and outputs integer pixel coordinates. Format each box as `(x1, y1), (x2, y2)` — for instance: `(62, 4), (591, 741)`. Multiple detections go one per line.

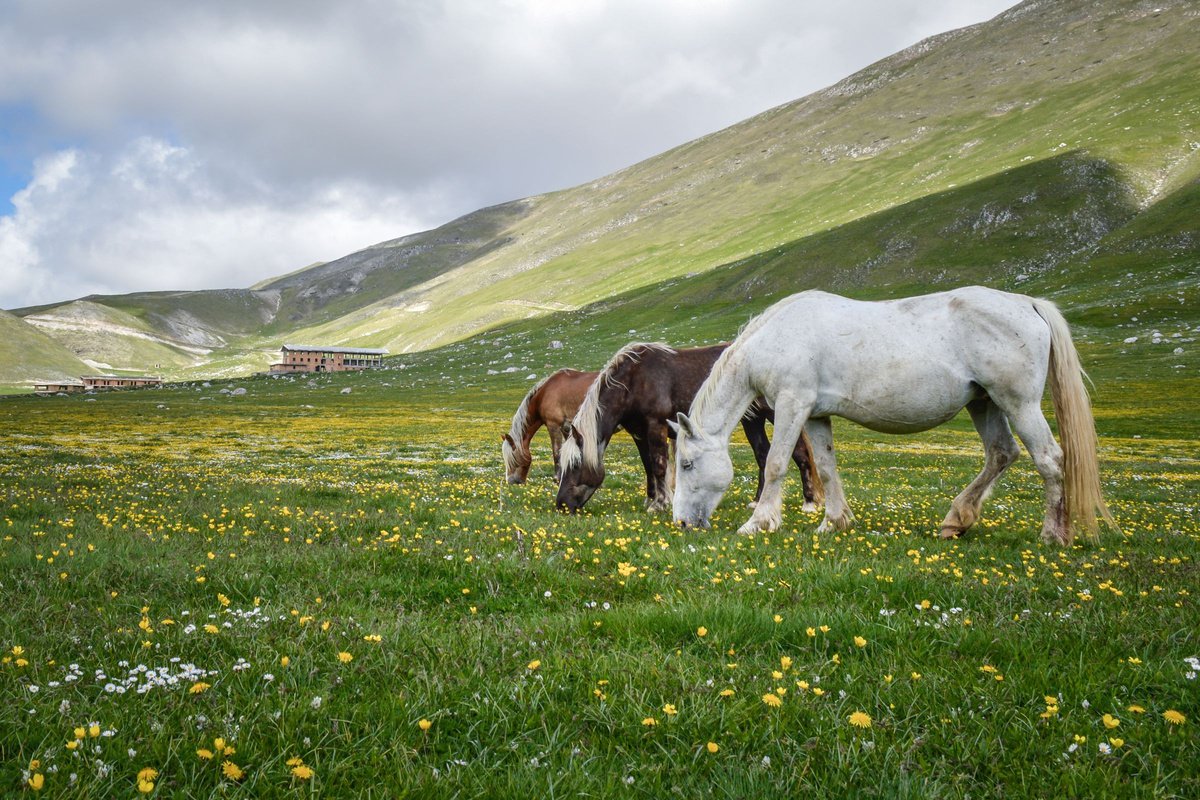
(801, 502), (817, 514)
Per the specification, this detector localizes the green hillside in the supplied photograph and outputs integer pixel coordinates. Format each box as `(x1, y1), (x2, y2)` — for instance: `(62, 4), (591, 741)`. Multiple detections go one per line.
(3, 0), (1198, 388)
(0, 310), (92, 391)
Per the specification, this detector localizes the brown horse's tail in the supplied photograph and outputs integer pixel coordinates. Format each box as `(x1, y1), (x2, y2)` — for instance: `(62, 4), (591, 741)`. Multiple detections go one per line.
(799, 428), (825, 505)
(1032, 298), (1117, 543)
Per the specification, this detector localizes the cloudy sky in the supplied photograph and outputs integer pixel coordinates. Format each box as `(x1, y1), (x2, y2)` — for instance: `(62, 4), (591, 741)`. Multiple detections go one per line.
(0, 0), (1015, 310)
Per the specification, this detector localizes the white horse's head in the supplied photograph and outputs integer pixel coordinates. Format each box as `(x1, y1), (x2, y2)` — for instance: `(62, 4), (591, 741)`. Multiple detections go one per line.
(670, 412), (733, 529)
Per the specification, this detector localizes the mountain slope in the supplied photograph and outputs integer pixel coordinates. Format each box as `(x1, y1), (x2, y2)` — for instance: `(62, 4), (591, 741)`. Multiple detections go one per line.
(4, 0), (1199, 385)
(283, 0), (1197, 353)
(0, 309), (93, 389)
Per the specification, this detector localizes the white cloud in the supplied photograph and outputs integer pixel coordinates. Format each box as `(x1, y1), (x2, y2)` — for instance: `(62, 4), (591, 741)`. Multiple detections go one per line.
(0, 138), (432, 308)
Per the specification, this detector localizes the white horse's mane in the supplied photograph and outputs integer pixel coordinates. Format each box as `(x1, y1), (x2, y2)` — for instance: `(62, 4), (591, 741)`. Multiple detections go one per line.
(568, 342), (676, 470)
(690, 294), (814, 421)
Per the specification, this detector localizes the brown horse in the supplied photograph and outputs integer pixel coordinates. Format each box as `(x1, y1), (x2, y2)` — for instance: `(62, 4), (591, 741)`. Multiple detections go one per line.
(555, 343), (822, 513)
(502, 368), (599, 483)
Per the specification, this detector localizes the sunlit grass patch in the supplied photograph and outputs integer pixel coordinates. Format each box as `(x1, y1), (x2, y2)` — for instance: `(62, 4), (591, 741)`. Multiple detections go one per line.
(0, 368), (1196, 797)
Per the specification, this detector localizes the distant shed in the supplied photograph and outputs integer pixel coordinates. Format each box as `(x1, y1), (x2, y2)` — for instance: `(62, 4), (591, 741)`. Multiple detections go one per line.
(33, 381), (86, 396)
(81, 375), (163, 390)
(269, 344), (387, 374)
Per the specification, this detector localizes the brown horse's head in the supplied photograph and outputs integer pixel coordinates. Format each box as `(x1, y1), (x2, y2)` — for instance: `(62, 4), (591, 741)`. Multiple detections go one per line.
(501, 433), (531, 484)
(555, 424), (604, 511)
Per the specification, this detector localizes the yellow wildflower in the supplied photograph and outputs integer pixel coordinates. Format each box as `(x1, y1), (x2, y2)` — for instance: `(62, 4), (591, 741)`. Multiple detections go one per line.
(418, 719), (432, 731)
(1163, 709), (1186, 725)
(337, 651), (353, 663)
(221, 761), (245, 781)
(292, 764), (314, 780)
(1102, 714), (1120, 729)
(848, 711), (872, 728)
(706, 742), (719, 754)
(527, 659), (541, 671)
(762, 693), (782, 708)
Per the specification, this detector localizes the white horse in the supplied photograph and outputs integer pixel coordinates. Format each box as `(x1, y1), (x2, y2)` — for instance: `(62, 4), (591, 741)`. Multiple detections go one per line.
(670, 287), (1116, 546)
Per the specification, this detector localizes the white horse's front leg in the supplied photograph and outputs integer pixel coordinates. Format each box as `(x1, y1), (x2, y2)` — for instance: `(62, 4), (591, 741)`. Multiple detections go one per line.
(805, 418), (855, 533)
(738, 398), (809, 535)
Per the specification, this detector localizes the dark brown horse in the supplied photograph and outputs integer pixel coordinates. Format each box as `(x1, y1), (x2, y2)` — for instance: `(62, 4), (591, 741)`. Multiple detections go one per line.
(502, 368), (599, 483)
(555, 343), (822, 513)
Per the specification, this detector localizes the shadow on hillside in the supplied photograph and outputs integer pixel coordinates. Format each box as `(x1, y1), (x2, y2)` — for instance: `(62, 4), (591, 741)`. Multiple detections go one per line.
(585, 151), (1141, 330)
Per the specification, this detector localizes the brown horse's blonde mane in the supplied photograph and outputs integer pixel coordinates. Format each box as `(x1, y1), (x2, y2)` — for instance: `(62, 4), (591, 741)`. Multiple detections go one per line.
(502, 372), (556, 474)
(570, 342), (676, 470)
(507, 372), (554, 445)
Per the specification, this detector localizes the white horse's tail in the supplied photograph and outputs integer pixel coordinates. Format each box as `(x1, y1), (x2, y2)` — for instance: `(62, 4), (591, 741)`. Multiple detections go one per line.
(1032, 298), (1117, 542)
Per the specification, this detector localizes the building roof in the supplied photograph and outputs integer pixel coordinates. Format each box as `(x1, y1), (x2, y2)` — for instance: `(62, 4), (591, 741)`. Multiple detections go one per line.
(281, 344), (388, 355)
(81, 375), (163, 381)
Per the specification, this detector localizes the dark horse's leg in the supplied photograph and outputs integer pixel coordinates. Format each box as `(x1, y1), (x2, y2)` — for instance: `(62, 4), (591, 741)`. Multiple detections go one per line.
(626, 421), (657, 510)
(742, 406), (820, 511)
(645, 419), (672, 513)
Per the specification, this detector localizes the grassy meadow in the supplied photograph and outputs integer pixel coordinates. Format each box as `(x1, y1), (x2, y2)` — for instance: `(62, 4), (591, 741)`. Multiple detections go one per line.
(1, 342), (1197, 798)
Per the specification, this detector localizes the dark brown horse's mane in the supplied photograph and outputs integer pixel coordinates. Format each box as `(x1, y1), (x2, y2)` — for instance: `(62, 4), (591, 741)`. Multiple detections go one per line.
(569, 343), (676, 470)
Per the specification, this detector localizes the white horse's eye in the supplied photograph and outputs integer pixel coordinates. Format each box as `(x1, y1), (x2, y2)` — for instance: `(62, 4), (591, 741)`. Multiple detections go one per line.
(681, 460), (694, 471)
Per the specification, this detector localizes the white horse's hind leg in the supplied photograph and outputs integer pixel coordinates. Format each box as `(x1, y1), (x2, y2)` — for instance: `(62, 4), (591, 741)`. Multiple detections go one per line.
(737, 398), (809, 535)
(805, 418), (855, 533)
(1006, 404), (1069, 546)
(940, 399), (1020, 539)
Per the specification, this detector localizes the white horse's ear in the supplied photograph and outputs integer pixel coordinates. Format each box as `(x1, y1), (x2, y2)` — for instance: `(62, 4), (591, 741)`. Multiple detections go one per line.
(666, 419), (680, 435)
(674, 412), (696, 438)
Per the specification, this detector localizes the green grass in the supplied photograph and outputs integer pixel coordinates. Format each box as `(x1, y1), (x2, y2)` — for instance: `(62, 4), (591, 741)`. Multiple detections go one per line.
(0, 338), (1196, 797)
